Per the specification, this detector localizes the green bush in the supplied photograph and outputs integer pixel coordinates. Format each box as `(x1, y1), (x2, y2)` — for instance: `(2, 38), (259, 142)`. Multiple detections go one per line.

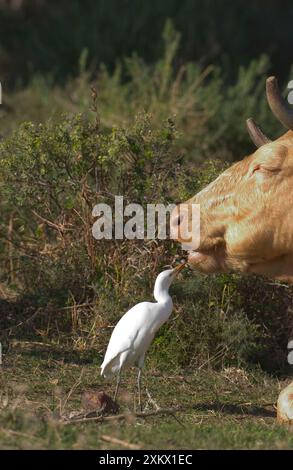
(0, 111), (178, 292)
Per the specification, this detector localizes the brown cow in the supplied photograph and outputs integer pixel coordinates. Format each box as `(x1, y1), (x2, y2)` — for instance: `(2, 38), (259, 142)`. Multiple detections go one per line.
(170, 77), (293, 423)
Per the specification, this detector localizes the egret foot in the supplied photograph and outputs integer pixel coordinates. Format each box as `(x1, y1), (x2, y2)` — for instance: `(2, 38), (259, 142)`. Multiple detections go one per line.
(137, 368), (142, 412)
(114, 371), (121, 403)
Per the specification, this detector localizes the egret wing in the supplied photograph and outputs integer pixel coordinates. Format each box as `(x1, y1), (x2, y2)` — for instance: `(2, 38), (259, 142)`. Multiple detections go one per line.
(101, 302), (152, 371)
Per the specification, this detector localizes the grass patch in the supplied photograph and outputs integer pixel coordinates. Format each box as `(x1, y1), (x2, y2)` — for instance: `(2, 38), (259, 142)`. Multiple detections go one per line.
(0, 348), (292, 450)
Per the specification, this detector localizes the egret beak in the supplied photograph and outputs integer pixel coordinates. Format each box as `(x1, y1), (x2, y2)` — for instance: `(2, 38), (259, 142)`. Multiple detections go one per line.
(173, 263), (185, 276)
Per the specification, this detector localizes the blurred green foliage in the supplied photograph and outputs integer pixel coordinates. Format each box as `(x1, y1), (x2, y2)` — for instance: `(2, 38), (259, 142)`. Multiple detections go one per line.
(1, 22), (291, 157)
(0, 0), (292, 85)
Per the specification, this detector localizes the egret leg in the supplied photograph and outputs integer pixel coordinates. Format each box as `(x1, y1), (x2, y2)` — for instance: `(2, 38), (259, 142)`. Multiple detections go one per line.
(137, 368), (142, 412)
(114, 371), (121, 402)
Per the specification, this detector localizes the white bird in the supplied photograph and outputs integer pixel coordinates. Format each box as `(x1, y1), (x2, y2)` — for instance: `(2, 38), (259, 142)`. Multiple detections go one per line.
(100, 263), (185, 410)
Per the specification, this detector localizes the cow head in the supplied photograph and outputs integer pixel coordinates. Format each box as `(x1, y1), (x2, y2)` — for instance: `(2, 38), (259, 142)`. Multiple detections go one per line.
(170, 77), (293, 282)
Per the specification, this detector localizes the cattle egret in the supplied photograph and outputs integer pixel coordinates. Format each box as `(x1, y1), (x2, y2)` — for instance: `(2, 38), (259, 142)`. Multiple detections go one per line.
(101, 263), (185, 409)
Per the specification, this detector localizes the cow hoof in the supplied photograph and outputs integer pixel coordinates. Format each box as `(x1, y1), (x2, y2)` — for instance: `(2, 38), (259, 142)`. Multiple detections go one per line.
(277, 381), (293, 424)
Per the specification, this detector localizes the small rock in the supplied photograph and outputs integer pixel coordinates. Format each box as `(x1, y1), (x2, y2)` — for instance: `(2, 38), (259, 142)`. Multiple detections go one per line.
(82, 390), (119, 414)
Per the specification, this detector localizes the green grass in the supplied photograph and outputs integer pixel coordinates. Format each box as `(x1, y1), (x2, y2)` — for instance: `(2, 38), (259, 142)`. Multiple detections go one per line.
(0, 347), (292, 450)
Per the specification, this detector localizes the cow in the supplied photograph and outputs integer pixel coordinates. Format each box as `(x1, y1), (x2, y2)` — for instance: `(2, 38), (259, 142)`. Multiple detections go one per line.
(170, 77), (293, 423)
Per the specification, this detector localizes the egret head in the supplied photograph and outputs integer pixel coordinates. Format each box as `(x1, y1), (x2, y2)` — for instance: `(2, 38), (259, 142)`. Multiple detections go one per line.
(154, 263), (185, 297)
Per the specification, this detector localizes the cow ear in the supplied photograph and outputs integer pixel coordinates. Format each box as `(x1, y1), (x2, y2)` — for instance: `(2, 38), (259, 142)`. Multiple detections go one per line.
(249, 143), (288, 176)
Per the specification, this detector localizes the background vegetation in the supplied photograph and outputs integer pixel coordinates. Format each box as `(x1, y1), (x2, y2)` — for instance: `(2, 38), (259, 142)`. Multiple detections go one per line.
(1, 0), (293, 85)
(0, 0), (292, 449)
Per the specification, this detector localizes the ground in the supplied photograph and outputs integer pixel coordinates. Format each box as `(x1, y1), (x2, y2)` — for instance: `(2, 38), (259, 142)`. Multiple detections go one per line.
(0, 344), (292, 450)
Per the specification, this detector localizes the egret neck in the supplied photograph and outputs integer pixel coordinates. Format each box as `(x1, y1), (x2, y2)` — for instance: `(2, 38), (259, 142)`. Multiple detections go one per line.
(153, 274), (173, 315)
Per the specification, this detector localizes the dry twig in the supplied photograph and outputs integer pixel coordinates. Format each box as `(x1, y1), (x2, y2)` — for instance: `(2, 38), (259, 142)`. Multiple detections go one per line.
(100, 435), (141, 450)
(61, 406), (184, 425)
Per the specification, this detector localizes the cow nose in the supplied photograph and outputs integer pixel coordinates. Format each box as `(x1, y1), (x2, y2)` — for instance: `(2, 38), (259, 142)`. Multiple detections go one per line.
(173, 213), (183, 227)
(170, 205), (185, 240)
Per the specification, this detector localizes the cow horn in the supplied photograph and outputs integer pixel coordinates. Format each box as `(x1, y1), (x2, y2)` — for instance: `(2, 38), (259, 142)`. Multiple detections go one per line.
(266, 76), (293, 130)
(246, 118), (271, 148)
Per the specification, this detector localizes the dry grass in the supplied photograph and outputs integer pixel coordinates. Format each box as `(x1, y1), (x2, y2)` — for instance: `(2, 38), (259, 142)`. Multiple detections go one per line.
(0, 347), (292, 450)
